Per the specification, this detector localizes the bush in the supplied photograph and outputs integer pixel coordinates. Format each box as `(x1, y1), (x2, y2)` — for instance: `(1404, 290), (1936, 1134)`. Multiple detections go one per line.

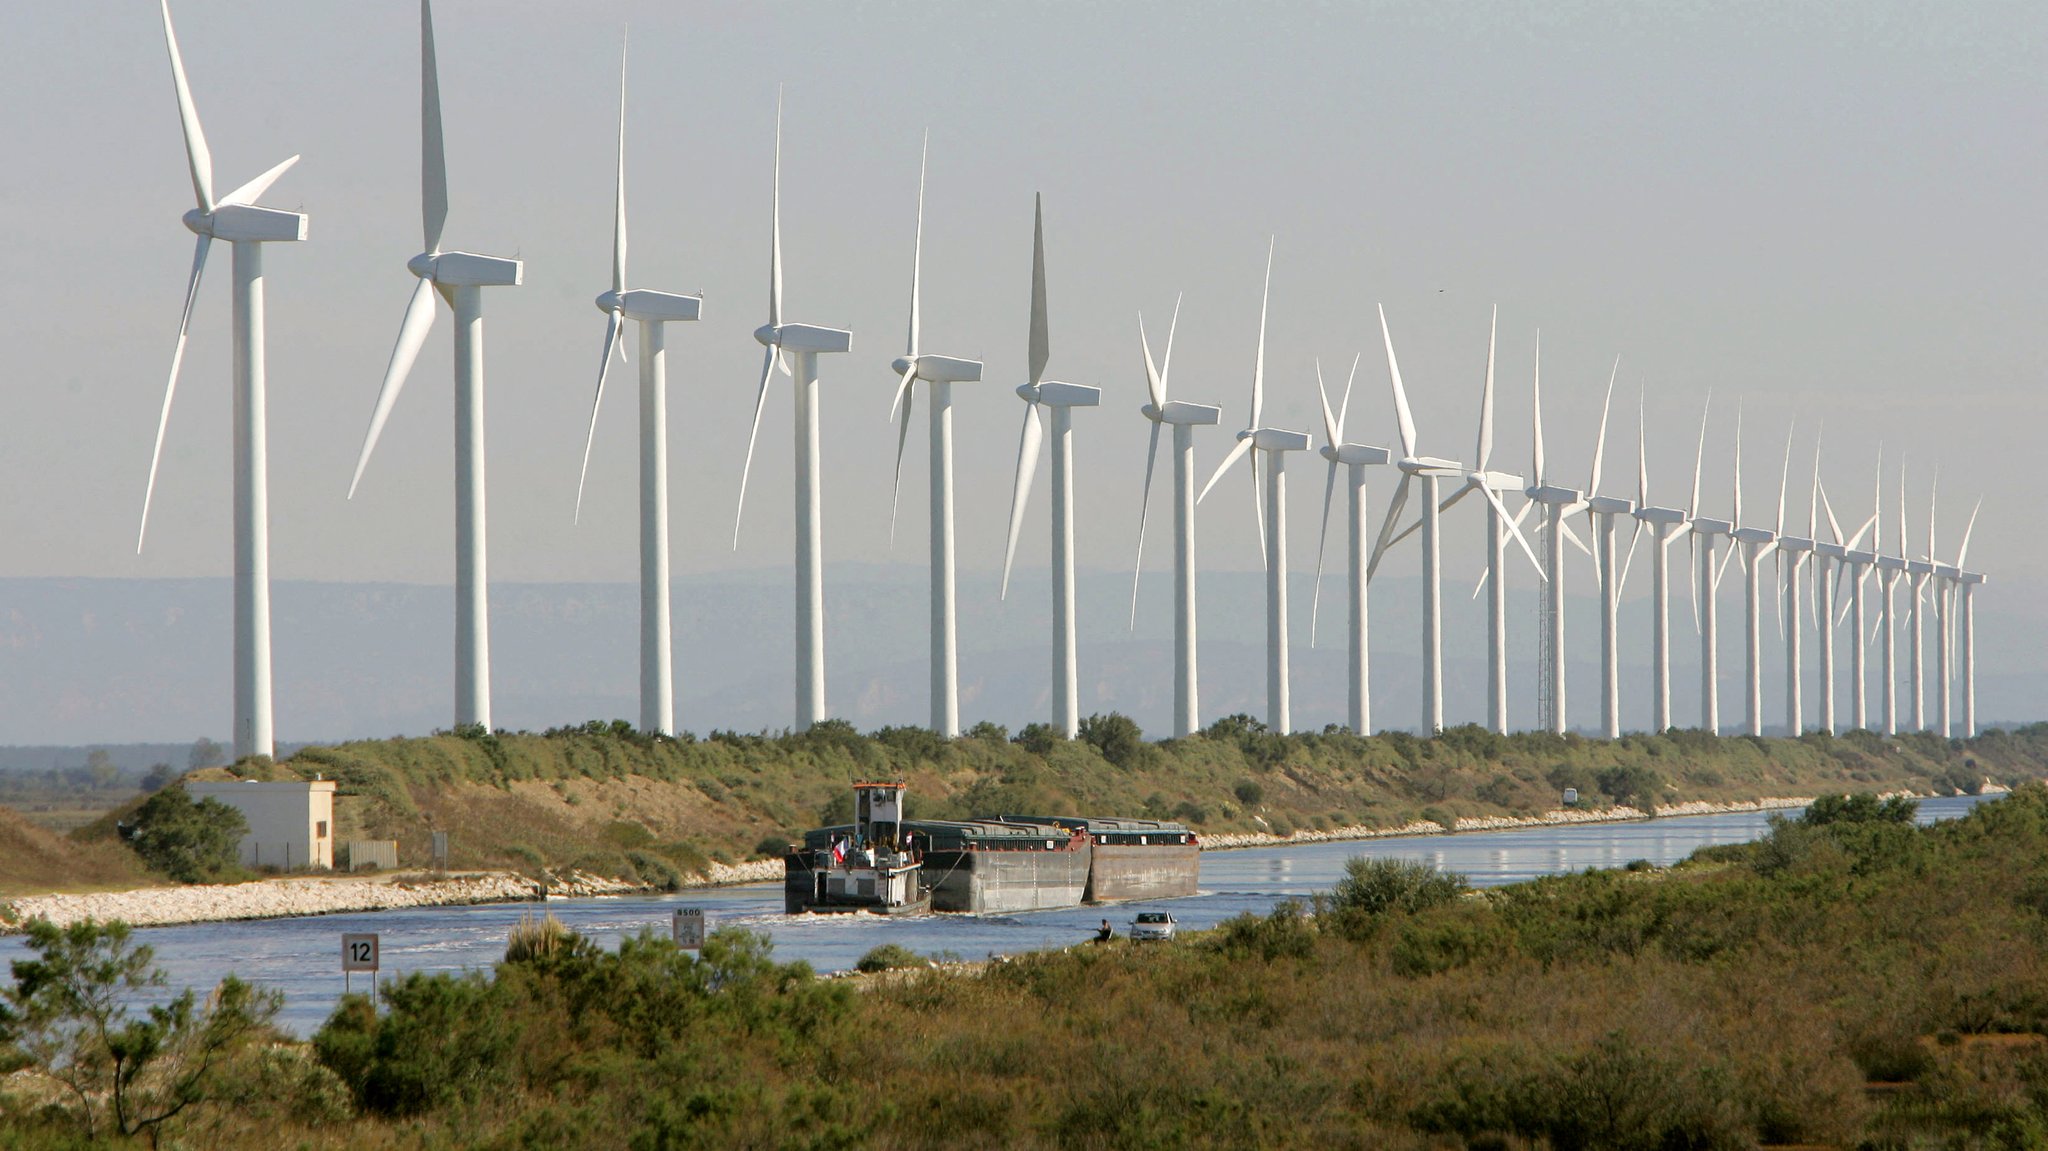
(125, 784), (247, 883)
(854, 944), (922, 973)
(1800, 792), (1918, 827)
(504, 912), (583, 964)
(1318, 857), (1468, 921)
(1594, 764), (1663, 810)
(1078, 712), (1145, 768)
(1013, 723), (1059, 756)
(754, 834), (793, 859)
(1234, 779), (1265, 807)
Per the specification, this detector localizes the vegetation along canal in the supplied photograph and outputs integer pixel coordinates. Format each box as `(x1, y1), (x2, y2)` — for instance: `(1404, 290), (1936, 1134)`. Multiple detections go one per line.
(1, 794), (1992, 1036)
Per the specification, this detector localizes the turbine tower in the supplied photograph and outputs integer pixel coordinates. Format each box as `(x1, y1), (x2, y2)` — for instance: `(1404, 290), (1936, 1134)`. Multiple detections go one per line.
(349, 0), (523, 732)
(1772, 422), (1808, 736)
(1198, 241), (1311, 734)
(1954, 501), (1984, 738)
(1811, 432), (1841, 736)
(1131, 299), (1222, 738)
(1001, 196), (1100, 739)
(573, 35), (703, 736)
(1907, 469), (1935, 731)
(1631, 384), (1694, 733)
(138, 0), (307, 762)
(1682, 394), (1731, 734)
(1523, 334), (1588, 735)
(1579, 360), (1634, 740)
(1875, 459), (1907, 735)
(1365, 306), (1470, 735)
(882, 137), (983, 738)
(732, 93), (853, 730)
(1309, 357), (1390, 735)
(1838, 448), (1883, 732)
(1726, 405), (1779, 738)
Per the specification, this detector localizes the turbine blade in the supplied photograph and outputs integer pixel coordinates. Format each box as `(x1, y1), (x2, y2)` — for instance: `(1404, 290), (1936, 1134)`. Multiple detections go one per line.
(1733, 401), (1745, 528)
(1001, 402), (1045, 598)
(731, 344), (779, 548)
(573, 310), (624, 524)
(1809, 422), (1824, 538)
(1775, 420), (1795, 537)
(159, 0), (214, 212)
(1476, 304), (1497, 471)
(1687, 532), (1701, 634)
(768, 88), (783, 329)
(1378, 304), (1418, 459)
(1715, 538), (1738, 590)
(1439, 483), (1475, 515)
(1636, 380), (1649, 508)
(1028, 193), (1049, 385)
(420, 0), (447, 252)
(1366, 474), (1413, 580)
(1688, 390), (1710, 516)
(1485, 485), (1544, 579)
(1161, 292), (1180, 399)
(349, 276), (440, 499)
(1315, 359), (1337, 448)
(1471, 566), (1490, 601)
(1616, 519), (1643, 594)
(1820, 481), (1843, 545)
(1560, 518), (1592, 558)
(137, 233), (212, 551)
(906, 131), (925, 356)
(1530, 329), (1545, 487)
(1198, 436), (1253, 505)
(1337, 351), (1359, 445)
(1311, 458), (1338, 645)
(1250, 447), (1265, 568)
(888, 361), (916, 426)
(1250, 237), (1272, 428)
(1130, 419), (1162, 629)
(216, 154), (299, 208)
(1956, 496), (1981, 567)
(888, 380), (915, 546)
(612, 33), (628, 295)
(1139, 313), (1163, 412)
(1588, 355), (1618, 495)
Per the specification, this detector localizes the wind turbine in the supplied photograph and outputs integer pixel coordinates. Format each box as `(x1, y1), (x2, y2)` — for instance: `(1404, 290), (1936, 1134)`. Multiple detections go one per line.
(1523, 333), (1588, 735)
(1772, 421), (1809, 736)
(1875, 457), (1907, 735)
(572, 35), (702, 737)
(349, 0), (523, 732)
(1364, 305), (1474, 735)
(1953, 501), (1984, 738)
(1131, 298), (1221, 738)
(1725, 405), (1779, 737)
(1579, 360), (1635, 740)
(1811, 430), (1842, 736)
(882, 136), (983, 738)
(731, 92), (853, 730)
(1838, 447), (1883, 731)
(1197, 241), (1311, 734)
(1309, 356), (1390, 735)
(1681, 394), (1731, 734)
(1907, 468), (1936, 732)
(1001, 196), (1099, 739)
(1630, 384), (1693, 733)
(137, 0), (307, 762)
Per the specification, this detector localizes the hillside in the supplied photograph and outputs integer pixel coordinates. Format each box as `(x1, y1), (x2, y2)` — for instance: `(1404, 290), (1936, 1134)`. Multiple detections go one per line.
(0, 804), (153, 898)
(214, 718), (2048, 886)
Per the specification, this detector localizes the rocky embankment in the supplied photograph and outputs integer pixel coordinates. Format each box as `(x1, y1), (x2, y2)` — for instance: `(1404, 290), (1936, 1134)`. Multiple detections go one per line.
(1199, 795), (1821, 849)
(0, 859), (783, 933)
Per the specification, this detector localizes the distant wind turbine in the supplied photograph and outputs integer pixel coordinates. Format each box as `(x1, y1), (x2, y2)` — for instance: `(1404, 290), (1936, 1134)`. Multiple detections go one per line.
(1309, 355), (1390, 735)
(1630, 382), (1693, 733)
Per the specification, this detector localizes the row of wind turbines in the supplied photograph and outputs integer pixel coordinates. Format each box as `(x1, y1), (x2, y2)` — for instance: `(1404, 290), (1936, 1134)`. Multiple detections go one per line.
(139, 1), (1989, 762)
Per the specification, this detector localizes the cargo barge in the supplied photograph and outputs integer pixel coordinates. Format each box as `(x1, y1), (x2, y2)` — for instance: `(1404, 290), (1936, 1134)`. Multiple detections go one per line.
(783, 783), (1199, 915)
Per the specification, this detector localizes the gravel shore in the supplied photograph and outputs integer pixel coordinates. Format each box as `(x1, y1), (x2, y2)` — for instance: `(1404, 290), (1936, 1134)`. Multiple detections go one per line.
(1197, 795), (1821, 850)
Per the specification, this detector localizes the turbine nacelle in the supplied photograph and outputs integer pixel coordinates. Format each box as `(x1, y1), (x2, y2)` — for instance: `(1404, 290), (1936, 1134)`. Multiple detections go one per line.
(1845, 548), (1877, 564)
(1635, 505), (1689, 527)
(1815, 541), (1848, 560)
(1471, 469), (1524, 491)
(891, 353), (981, 383)
(1777, 535), (1815, 553)
(1689, 517), (1734, 536)
(1730, 526), (1776, 545)
(1934, 562), (1960, 579)
(1527, 483), (1582, 505)
(1019, 381), (1099, 408)
(1875, 554), (1907, 571)
(183, 204), (308, 243)
(1906, 559), (1934, 575)
(1247, 427), (1312, 454)
(409, 250), (523, 287)
(1586, 495), (1635, 516)
(595, 288), (702, 323)
(1322, 443), (1392, 467)
(759, 323), (853, 354)
(1400, 454), (1463, 477)
(1959, 571), (1986, 586)
(1141, 401), (1221, 426)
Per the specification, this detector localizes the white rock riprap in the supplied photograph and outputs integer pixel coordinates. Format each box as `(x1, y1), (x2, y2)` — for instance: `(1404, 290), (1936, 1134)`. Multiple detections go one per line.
(1, 859), (784, 934)
(1201, 796), (1817, 851)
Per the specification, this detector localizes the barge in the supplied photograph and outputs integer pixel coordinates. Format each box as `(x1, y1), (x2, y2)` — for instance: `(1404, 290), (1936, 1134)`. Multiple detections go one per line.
(783, 782), (1199, 915)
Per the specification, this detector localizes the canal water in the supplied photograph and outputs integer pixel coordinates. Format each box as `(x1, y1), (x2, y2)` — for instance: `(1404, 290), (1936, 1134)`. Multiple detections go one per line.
(1, 795), (1993, 1036)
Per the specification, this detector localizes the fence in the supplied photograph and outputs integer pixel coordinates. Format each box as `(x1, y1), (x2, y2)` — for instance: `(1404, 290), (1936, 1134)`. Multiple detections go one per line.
(346, 840), (399, 872)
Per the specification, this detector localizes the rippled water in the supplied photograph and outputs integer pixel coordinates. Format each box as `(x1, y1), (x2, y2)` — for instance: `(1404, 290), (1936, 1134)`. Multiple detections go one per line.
(1, 795), (1992, 1036)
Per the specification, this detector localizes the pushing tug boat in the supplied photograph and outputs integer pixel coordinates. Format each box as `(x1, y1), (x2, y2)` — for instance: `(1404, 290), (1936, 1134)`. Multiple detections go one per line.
(783, 782), (1201, 915)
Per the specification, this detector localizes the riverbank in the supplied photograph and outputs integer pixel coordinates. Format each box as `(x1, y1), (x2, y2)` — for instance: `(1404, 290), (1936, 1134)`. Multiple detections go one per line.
(1198, 793), (1823, 848)
(0, 858), (783, 933)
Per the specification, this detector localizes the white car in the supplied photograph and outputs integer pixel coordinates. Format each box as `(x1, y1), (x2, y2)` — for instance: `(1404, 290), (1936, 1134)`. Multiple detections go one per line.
(1129, 911), (1176, 942)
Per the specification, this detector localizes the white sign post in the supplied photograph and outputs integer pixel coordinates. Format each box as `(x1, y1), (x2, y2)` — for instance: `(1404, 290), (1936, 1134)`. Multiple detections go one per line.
(342, 932), (381, 1006)
(672, 908), (706, 951)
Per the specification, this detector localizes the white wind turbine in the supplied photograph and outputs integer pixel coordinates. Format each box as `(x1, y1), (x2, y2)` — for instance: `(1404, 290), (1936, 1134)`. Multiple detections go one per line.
(349, 0), (523, 732)
(1836, 448), (1884, 731)
(1364, 306), (1479, 735)
(1875, 458), (1909, 735)
(1197, 241), (1312, 734)
(1521, 335), (1591, 734)
(572, 35), (702, 737)
(1308, 356), (1390, 735)
(1907, 468), (1936, 732)
(1130, 298), (1222, 738)
(1681, 394), (1733, 735)
(137, 0), (307, 762)
(1724, 405), (1780, 737)
(731, 92), (853, 731)
(1952, 502), (1984, 738)
(1001, 196), (1100, 739)
(1577, 360), (1635, 740)
(882, 137), (983, 738)
(1629, 384), (1694, 733)
(1771, 421), (1808, 736)
(1379, 310), (1542, 734)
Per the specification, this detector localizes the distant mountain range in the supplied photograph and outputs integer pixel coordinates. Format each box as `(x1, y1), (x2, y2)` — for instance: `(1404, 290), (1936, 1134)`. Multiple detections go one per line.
(0, 568), (2037, 746)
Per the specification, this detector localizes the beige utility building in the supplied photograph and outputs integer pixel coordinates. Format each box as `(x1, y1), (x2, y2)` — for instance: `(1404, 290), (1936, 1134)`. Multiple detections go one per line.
(186, 779), (336, 870)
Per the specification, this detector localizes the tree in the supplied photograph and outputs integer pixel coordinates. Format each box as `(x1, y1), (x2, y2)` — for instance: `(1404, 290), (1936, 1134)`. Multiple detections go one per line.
(1078, 713), (1145, 768)
(139, 763), (175, 793)
(0, 918), (279, 1143)
(127, 786), (246, 883)
(186, 738), (226, 772)
(85, 749), (119, 791)
(1594, 764), (1664, 811)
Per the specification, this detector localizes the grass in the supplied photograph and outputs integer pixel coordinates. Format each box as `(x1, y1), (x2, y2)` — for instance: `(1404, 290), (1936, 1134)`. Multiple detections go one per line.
(0, 804), (153, 900)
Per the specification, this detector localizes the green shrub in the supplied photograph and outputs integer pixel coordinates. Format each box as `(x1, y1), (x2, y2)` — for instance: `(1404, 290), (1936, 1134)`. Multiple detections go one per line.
(854, 944), (923, 973)
(1800, 792), (1918, 826)
(1233, 779), (1264, 807)
(1318, 857), (1468, 920)
(1078, 712), (1146, 768)
(1013, 723), (1059, 756)
(125, 784), (247, 883)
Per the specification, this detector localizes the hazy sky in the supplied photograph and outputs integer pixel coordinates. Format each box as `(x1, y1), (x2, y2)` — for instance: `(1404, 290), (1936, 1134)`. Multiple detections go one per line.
(2, 2), (2042, 606)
